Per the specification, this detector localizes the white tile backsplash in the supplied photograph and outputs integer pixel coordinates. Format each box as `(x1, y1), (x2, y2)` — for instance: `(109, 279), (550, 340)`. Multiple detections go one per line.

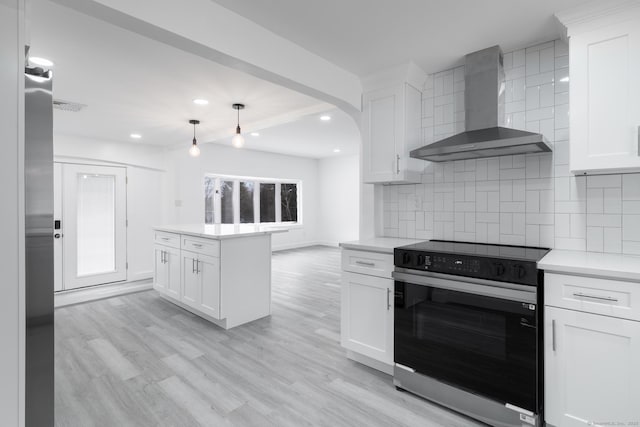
(381, 39), (640, 254)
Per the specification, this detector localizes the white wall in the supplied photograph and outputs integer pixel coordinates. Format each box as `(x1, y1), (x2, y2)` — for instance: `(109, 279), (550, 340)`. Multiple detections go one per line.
(54, 135), (164, 282)
(163, 143), (322, 250)
(318, 155), (359, 245)
(0, 0), (24, 424)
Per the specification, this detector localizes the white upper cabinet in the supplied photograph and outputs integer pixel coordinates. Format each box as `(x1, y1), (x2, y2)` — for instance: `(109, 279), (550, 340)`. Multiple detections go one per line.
(557, 2), (640, 174)
(362, 62), (425, 184)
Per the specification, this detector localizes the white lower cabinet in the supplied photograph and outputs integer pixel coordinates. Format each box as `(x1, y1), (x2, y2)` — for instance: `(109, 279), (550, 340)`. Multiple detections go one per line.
(545, 307), (640, 426)
(340, 248), (394, 372)
(181, 250), (221, 318)
(153, 244), (180, 299)
(153, 230), (271, 329)
(341, 272), (394, 364)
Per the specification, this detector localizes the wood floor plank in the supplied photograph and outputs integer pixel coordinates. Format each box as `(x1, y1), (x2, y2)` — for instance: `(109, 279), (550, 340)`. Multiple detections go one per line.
(55, 246), (484, 426)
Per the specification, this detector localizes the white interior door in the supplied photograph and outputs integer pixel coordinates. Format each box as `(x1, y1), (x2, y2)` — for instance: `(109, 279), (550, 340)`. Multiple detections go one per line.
(62, 163), (127, 290)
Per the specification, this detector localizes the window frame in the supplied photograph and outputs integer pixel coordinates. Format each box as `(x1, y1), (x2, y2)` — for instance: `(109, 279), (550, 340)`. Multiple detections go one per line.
(203, 173), (302, 227)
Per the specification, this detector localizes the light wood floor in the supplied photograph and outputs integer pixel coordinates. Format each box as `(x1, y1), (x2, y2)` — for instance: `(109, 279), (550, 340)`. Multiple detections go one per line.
(55, 246), (483, 427)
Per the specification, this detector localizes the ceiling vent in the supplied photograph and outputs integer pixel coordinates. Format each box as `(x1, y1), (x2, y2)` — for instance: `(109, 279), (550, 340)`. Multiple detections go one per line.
(53, 99), (87, 112)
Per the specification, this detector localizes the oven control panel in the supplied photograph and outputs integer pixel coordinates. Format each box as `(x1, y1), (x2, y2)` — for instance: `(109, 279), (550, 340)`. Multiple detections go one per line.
(394, 249), (539, 286)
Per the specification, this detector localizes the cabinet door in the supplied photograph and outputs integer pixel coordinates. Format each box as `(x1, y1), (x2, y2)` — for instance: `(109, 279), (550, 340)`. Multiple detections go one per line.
(545, 306), (640, 426)
(341, 271), (393, 364)
(362, 85), (403, 183)
(181, 252), (200, 308)
(198, 255), (220, 319)
(153, 246), (168, 293)
(570, 18), (640, 173)
(165, 246), (181, 299)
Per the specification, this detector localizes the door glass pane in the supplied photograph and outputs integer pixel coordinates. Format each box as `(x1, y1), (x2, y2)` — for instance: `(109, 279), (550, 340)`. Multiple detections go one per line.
(260, 183), (275, 223)
(204, 177), (215, 224)
(239, 181), (254, 223)
(281, 183), (298, 222)
(76, 174), (116, 276)
(220, 180), (234, 224)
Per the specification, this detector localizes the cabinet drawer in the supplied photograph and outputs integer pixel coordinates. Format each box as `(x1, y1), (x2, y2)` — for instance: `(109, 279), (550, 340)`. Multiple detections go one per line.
(181, 236), (220, 258)
(342, 249), (393, 278)
(545, 272), (640, 321)
(154, 231), (180, 249)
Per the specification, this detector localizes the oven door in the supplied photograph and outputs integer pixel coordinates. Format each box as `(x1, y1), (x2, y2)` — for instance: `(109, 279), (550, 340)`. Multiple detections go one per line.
(392, 269), (539, 413)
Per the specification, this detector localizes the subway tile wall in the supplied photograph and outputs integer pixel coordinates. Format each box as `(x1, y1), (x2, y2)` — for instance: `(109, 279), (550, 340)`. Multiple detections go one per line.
(382, 39), (640, 255)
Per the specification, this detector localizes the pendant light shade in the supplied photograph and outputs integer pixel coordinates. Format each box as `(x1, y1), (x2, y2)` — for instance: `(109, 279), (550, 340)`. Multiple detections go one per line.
(189, 119), (201, 157)
(232, 103), (245, 148)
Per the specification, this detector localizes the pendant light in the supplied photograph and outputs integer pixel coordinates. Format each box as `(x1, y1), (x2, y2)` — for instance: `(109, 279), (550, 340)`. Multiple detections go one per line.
(189, 119), (201, 157)
(231, 103), (245, 148)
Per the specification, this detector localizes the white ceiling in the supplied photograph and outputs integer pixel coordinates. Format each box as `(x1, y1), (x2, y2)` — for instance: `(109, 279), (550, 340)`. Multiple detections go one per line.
(30, 0), (360, 157)
(210, 0), (590, 76)
(222, 108), (360, 158)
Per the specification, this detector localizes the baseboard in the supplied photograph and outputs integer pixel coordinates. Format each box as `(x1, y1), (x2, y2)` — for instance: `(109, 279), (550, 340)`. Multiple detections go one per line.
(346, 350), (394, 375)
(54, 279), (153, 308)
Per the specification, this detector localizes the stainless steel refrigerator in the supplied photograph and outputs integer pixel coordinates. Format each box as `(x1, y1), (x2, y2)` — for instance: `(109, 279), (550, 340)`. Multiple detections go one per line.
(25, 63), (54, 426)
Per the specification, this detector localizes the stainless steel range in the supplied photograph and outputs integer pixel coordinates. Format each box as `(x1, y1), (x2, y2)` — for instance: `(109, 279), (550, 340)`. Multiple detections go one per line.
(392, 240), (549, 427)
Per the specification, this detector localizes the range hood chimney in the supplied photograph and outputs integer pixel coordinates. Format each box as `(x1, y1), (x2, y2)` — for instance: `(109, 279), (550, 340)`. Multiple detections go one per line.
(410, 45), (551, 162)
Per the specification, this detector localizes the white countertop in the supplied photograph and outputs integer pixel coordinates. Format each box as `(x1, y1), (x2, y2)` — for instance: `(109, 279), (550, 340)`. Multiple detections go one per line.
(154, 224), (288, 240)
(539, 249), (640, 282)
(339, 237), (424, 254)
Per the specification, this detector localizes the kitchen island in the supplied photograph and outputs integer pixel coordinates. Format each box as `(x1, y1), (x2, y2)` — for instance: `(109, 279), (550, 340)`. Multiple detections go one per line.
(152, 224), (286, 329)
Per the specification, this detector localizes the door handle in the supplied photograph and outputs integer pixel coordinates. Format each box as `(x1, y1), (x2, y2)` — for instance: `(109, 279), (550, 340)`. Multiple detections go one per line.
(355, 260), (375, 267)
(192, 258), (196, 273)
(54, 233), (62, 239)
(196, 260), (200, 275)
(573, 292), (618, 303)
(387, 288), (391, 310)
(552, 319), (556, 352)
(396, 154), (400, 174)
(161, 251), (164, 264)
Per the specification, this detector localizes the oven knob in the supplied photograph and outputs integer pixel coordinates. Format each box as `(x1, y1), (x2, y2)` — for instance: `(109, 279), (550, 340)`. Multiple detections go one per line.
(513, 265), (527, 279)
(402, 252), (412, 265)
(493, 262), (506, 277)
(417, 254), (425, 266)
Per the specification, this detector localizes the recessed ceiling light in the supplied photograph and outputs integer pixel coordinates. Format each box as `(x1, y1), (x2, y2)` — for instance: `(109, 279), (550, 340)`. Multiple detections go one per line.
(130, 133), (142, 139)
(193, 98), (209, 105)
(320, 115), (331, 121)
(29, 57), (54, 67)
(333, 148), (341, 153)
(251, 132), (260, 137)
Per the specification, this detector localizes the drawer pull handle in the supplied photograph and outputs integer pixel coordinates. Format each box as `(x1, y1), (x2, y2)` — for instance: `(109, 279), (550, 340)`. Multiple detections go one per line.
(192, 243), (203, 248)
(552, 319), (556, 352)
(355, 261), (376, 267)
(573, 292), (618, 303)
(387, 288), (391, 310)
(161, 237), (170, 241)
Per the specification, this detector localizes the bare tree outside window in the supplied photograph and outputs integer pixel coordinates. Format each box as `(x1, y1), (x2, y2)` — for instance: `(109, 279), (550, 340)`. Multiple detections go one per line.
(281, 183), (298, 222)
(260, 183), (275, 222)
(204, 177), (215, 224)
(239, 181), (254, 223)
(220, 180), (234, 224)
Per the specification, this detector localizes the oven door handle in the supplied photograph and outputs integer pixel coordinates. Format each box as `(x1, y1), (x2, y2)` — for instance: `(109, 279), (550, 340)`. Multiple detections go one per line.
(392, 271), (537, 304)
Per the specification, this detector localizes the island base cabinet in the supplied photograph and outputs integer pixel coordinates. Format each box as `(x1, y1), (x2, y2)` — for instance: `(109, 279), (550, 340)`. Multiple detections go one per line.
(340, 271), (393, 365)
(545, 306), (640, 426)
(154, 244), (180, 299)
(181, 251), (220, 319)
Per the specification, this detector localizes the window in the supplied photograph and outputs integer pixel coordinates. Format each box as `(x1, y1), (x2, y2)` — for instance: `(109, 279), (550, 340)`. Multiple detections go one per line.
(259, 183), (276, 223)
(204, 174), (301, 226)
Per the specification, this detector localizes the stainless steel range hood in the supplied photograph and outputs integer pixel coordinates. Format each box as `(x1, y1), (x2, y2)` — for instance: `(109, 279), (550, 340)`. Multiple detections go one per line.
(411, 46), (551, 162)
